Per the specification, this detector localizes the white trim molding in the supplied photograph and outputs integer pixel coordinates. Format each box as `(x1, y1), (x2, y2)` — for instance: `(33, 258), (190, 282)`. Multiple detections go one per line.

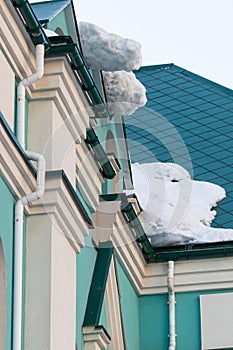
(105, 257), (125, 350)
(83, 326), (111, 350)
(0, 114), (36, 199)
(28, 170), (90, 253)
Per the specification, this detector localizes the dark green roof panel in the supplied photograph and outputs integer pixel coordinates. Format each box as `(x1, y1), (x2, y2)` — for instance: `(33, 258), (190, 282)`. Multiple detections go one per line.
(125, 64), (233, 228)
(31, 0), (70, 23)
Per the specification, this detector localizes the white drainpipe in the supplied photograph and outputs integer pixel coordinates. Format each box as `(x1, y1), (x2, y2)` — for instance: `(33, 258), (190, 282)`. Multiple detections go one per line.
(13, 44), (45, 350)
(168, 260), (176, 350)
(16, 44), (44, 149)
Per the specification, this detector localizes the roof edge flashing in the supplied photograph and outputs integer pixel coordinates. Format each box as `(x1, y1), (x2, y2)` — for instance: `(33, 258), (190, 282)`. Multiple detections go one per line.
(85, 128), (116, 180)
(12, 0), (50, 48)
(137, 63), (174, 72)
(121, 195), (155, 262)
(47, 36), (110, 118)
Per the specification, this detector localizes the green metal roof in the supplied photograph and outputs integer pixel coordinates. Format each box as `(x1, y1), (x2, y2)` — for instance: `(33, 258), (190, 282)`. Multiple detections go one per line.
(125, 64), (233, 229)
(31, 0), (70, 23)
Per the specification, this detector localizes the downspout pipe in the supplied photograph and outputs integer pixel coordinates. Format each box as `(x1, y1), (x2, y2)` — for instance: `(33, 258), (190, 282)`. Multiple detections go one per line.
(13, 152), (45, 350)
(13, 43), (46, 350)
(86, 128), (116, 179)
(17, 44), (44, 148)
(121, 198), (155, 261)
(168, 261), (176, 350)
(83, 242), (113, 327)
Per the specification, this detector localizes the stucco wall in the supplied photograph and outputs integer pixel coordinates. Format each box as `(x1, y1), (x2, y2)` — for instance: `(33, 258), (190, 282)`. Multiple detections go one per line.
(0, 176), (15, 350)
(76, 236), (97, 350)
(0, 49), (15, 130)
(116, 259), (140, 350)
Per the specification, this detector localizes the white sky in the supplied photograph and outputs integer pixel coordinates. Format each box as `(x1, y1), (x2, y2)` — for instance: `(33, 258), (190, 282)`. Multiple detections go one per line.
(74, 0), (233, 89)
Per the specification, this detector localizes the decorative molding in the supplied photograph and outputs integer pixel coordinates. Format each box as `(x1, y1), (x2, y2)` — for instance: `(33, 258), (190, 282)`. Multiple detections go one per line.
(105, 257), (125, 350)
(1, 112), (89, 252)
(83, 326), (111, 350)
(30, 57), (91, 142)
(0, 114), (36, 199)
(0, 1), (35, 79)
(28, 171), (90, 253)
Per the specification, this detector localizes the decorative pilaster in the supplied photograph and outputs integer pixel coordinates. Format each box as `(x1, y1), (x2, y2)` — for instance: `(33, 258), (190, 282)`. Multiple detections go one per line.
(83, 326), (111, 350)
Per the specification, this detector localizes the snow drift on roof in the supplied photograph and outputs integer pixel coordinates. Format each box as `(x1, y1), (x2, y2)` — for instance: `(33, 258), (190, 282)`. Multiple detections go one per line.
(128, 162), (233, 247)
(103, 71), (147, 116)
(79, 22), (142, 71)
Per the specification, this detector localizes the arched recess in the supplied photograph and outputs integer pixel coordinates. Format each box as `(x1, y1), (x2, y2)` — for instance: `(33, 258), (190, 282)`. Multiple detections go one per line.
(55, 27), (65, 35)
(106, 130), (119, 193)
(0, 237), (6, 349)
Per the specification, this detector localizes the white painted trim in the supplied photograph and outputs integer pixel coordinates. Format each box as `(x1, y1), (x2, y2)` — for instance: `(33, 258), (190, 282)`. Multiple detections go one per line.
(105, 257), (125, 350)
(0, 120), (36, 199)
(28, 172), (90, 252)
(83, 326), (111, 350)
(1, 1), (35, 79)
(1, 122), (89, 254)
(30, 57), (91, 140)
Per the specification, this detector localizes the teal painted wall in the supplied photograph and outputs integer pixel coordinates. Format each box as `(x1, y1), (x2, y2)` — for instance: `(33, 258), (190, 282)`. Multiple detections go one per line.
(0, 176), (15, 350)
(116, 259), (140, 350)
(47, 11), (69, 35)
(76, 235), (97, 350)
(139, 288), (233, 350)
(76, 180), (93, 222)
(139, 294), (169, 350)
(175, 292), (201, 349)
(96, 118), (125, 195)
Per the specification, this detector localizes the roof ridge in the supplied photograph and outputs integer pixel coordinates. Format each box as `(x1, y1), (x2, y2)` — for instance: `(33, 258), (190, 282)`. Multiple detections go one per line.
(137, 63), (174, 72)
(138, 63), (233, 97)
(31, 0), (70, 4)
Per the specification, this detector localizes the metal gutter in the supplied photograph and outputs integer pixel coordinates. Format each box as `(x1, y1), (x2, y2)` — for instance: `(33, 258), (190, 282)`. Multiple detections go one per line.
(85, 128), (116, 179)
(100, 194), (233, 264)
(83, 242), (113, 327)
(12, 2), (110, 117)
(121, 196), (155, 262)
(12, 0), (50, 49)
(46, 36), (110, 118)
(151, 240), (233, 263)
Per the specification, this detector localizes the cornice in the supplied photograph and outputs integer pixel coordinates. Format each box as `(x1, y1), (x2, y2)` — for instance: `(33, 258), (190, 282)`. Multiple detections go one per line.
(0, 112), (36, 199)
(28, 170), (91, 253)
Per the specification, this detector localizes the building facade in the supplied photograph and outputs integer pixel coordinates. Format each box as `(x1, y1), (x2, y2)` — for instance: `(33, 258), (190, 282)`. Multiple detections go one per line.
(1, 1), (233, 350)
